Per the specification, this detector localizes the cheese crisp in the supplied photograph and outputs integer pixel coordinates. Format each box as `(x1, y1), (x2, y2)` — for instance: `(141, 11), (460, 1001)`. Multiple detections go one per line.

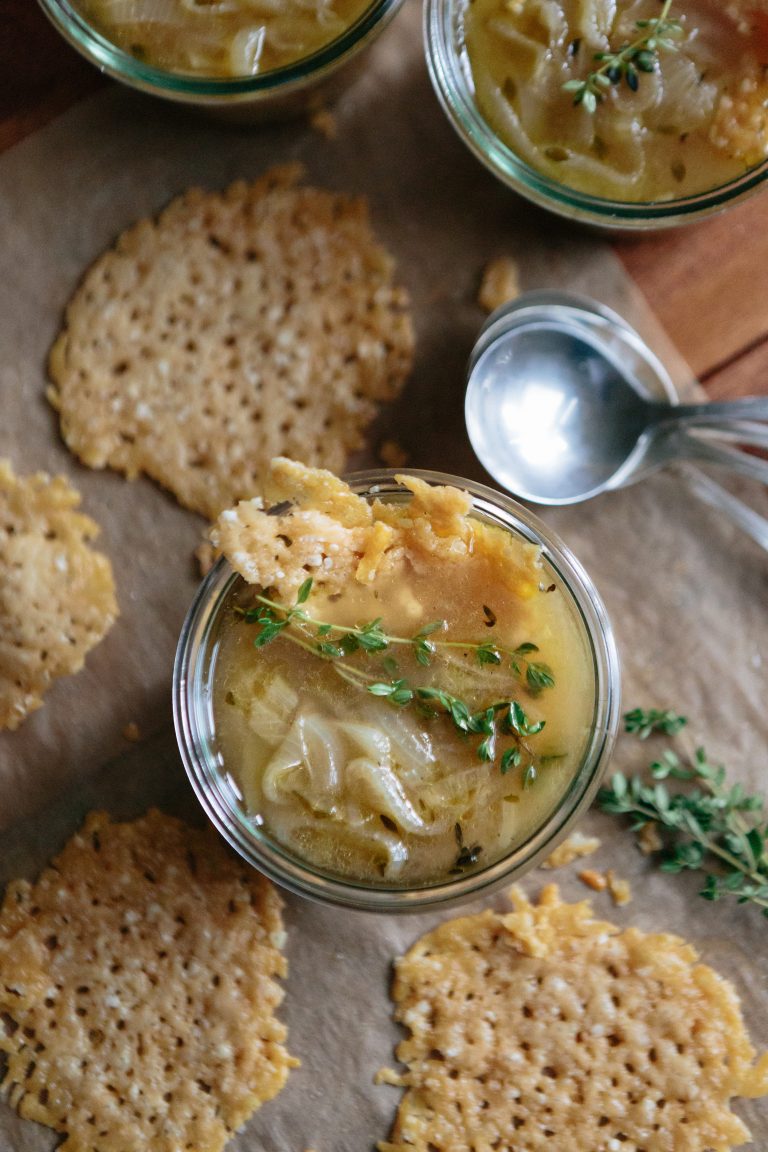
(211, 456), (542, 602)
(0, 459), (117, 731)
(380, 886), (768, 1152)
(0, 810), (296, 1152)
(48, 165), (414, 520)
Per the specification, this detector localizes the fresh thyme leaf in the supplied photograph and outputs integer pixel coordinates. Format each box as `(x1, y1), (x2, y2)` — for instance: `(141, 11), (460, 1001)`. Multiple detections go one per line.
(476, 642), (502, 666)
(624, 707), (688, 739)
(508, 701), (545, 737)
(416, 686), (452, 710)
(252, 618), (288, 647)
(563, 0), (683, 112)
(339, 633), (360, 655)
(413, 638), (437, 667)
(296, 577), (313, 604)
(368, 681), (397, 696)
(355, 619), (388, 652)
(599, 713), (768, 916)
(526, 662), (555, 694)
(468, 706), (495, 737)
(501, 747), (522, 774)
(449, 699), (471, 732)
(416, 621), (446, 639)
(478, 735), (495, 762)
(317, 640), (344, 658)
(367, 678), (413, 706)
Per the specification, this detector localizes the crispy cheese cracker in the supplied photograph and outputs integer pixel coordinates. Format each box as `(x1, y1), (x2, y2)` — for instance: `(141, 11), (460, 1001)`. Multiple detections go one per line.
(211, 458), (541, 602)
(0, 809), (296, 1152)
(0, 459), (117, 731)
(380, 885), (768, 1152)
(48, 165), (414, 520)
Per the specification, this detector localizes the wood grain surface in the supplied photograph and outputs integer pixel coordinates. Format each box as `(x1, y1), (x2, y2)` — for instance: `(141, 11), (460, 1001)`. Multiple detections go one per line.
(3, 0), (767, 400)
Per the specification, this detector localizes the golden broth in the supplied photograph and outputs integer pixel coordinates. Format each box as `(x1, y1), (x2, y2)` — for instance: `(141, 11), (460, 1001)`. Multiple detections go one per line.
(213, 522), (595, 887)
(75, 0), (376, 77)
(463, 0), (768, 201)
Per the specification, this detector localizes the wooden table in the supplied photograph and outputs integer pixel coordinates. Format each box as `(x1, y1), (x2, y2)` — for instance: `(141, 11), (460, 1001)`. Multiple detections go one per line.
(4, 1), (768, 403)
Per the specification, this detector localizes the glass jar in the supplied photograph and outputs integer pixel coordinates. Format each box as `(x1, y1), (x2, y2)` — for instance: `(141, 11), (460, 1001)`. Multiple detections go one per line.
(37, 0), (405, 119)
(173, 469), (621, 911)
(424, 0), (768, 231)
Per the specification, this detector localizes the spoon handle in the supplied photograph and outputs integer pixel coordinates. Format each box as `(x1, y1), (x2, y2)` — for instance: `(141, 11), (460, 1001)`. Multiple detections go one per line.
(679, 467), (768, 553)
(676, 433), (768, 486)
(692, 421), (768, 451)
(664, 396), (768, 424)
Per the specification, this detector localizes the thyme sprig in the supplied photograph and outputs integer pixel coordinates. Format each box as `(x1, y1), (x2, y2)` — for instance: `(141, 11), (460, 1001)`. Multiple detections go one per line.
(237, 578), (550, 775)
(563, 0), (684, 113)
(241, 580), (555, 694)
(369, 681), (544, 772)
(599, 711), (768, 916)
(624, 707), (688, 739)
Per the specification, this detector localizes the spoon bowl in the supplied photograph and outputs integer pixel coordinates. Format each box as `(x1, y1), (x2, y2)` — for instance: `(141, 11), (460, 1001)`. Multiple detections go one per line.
(466, 316), (663, 503)
(466, 293), (768, 505)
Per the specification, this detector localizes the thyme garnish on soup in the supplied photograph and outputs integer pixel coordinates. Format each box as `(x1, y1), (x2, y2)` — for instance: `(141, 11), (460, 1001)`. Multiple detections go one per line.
(237, 578), (553, 774)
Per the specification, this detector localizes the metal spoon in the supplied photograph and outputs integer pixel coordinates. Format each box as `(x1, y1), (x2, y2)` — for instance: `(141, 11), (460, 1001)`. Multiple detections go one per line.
(465, 292), (768, 550)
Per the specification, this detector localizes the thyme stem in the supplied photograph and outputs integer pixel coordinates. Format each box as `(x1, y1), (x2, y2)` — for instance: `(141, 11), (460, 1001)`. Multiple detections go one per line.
(562, 1), (683, 113)
(600, 711), (768, 917)
(238, 580), (551, 775)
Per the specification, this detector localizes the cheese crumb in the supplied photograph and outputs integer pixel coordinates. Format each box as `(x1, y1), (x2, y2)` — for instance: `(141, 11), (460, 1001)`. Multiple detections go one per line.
(379, 439), (409, 468)
(309, 107), (338, 140)
(478, 256), (521, 313)
(542, 831), (601, 870)
(638, 822), (663, 855)
(606, 870), (632, 907)
(579, 868), (608, 892)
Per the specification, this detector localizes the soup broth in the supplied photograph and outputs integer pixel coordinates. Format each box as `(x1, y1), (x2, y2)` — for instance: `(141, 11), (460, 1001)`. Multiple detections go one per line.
(463, 0), (768, 201)
(75, 0), (375, 77)
(213, 516), (595, 887)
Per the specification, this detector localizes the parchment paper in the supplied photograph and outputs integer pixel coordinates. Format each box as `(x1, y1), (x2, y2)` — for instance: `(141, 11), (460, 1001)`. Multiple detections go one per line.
(0, 2), (766, 1147)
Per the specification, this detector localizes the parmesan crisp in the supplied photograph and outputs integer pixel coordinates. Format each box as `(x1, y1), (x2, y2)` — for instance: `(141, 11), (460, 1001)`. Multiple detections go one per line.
(380, 885), (768, 1152)
(0, 809), (296, 1152)
(211, 457), (542, 602)
(48, 165), (414, 520)
(0, 458), (117, 731)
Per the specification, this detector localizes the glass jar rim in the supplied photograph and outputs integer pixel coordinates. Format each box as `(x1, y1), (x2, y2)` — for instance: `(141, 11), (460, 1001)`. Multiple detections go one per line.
(173, 468), (621, 912)
(38, 0), (404, 99)
(423, 0), (768, 228)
